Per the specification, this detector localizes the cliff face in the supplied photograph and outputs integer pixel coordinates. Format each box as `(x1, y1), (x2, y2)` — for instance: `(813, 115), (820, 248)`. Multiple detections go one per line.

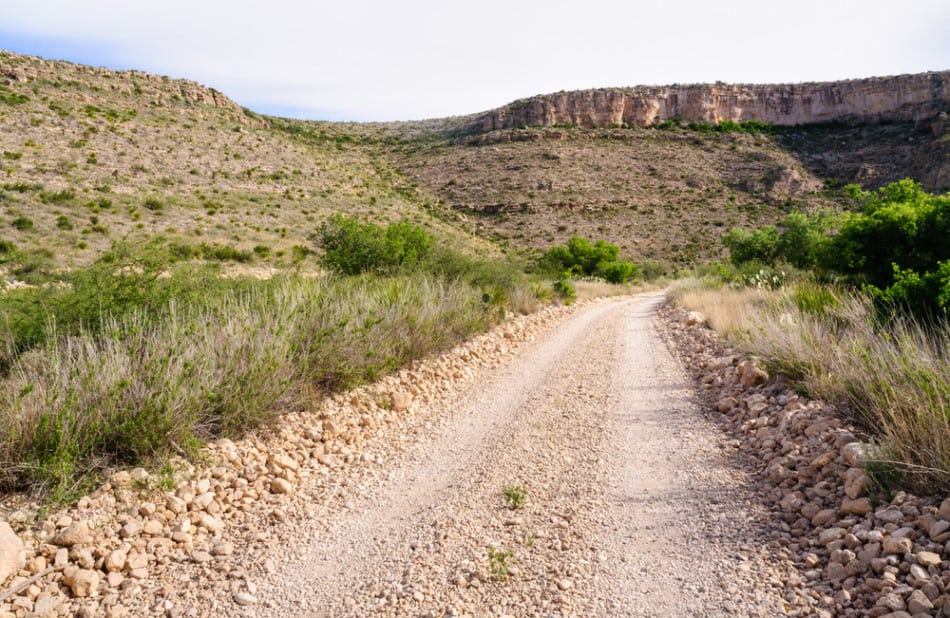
(471, 72), (950, 133)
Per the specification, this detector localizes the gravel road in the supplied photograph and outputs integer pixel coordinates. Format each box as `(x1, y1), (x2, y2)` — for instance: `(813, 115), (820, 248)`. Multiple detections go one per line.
(229, 293), (789, 617)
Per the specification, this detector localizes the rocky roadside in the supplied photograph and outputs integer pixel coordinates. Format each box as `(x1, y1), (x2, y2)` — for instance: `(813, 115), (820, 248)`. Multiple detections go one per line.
(0, 301), (589, 618)
(658, 303), (950, 618)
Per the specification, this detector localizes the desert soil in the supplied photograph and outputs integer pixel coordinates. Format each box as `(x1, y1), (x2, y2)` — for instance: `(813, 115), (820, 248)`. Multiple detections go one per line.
(216, 293), (787, 617)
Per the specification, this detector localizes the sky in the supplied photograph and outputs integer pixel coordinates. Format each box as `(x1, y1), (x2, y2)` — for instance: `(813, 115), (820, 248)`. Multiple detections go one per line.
(2, 1), (949, 122)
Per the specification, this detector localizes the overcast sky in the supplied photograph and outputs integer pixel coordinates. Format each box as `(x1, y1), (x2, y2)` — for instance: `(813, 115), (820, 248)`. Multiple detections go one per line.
(2, 1), (949, 122)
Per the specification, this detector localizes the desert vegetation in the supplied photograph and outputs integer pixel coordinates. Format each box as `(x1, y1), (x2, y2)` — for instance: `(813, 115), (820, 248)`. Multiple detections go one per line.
(675, 179), (950, 493)
(0, 241), (531, 499)
(1, 47), (948, 508)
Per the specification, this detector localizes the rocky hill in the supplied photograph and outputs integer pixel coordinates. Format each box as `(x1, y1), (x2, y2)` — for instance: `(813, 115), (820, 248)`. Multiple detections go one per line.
(0, 51), (462, 272)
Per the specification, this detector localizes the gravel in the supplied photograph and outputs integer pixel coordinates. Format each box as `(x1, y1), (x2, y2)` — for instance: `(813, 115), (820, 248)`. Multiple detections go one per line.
(7, 291), (947, 617)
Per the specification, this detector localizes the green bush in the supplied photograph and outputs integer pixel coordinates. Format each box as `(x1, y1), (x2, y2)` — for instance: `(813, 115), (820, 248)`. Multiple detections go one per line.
(721, 180), (950, 317)
(722, 226), (780, 266)
(0, 87), (29, 106)
(314, 213), (433, 275)
(290, 245), (311, 263)
(553, 278), (576, 304)
(143, 197), (163, 211)
(11, 216), (33, 231)
(38, 189), (75, 204)
(600, 260), (639, 284)
(541, 236), (637, 282)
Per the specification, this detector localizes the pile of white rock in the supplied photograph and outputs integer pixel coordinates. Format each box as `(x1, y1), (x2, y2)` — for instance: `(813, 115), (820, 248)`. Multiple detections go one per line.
(661, 304), (950, 618)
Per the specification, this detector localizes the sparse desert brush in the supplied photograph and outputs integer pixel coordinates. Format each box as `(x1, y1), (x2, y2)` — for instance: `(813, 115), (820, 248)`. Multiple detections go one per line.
(674, 281), (950, 493)
(0, 269), (509, 497)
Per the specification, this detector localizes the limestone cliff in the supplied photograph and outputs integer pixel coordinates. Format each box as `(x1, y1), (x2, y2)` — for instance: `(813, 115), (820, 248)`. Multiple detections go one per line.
(469, 72), (950, 133)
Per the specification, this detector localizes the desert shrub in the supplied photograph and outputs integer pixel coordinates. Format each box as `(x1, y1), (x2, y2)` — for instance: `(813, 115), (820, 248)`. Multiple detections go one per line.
(314, 213), (433, 275)
(2, 183), (42, 193)
(0, 271), (504, 495)
(640, 260), (669, 281)
(38, 189), (75, 204)
(290, 245), (311, 263)
(197, 243), (252, 262)
(541, 236), (637, 282)
(143, 196), (163, 211)
(0, 87), (29, 106)
(0, 240), (15, 255)
(721, 180), (950, 316)
(543, 236), (618, 276)
(55, 215), (73, 230)
(552, 278), (576, 304)
(10, 217), (33, 231)
(674, 281), (950, 493)
(601, 260), (639, 284)
(722, 226), (780, 266)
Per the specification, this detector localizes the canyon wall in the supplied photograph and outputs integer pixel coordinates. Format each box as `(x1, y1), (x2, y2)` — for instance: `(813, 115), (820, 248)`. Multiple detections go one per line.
(469, 72), (950, 133)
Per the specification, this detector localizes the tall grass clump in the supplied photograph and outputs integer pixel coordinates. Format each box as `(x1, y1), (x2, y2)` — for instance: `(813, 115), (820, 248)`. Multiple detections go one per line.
(674, 280), (950, 493)
(670, 278), (770, 336)
(0, 272), (503, 497)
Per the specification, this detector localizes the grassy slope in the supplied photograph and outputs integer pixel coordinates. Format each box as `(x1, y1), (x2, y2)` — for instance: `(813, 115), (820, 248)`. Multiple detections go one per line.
(0, 51), (475, 274)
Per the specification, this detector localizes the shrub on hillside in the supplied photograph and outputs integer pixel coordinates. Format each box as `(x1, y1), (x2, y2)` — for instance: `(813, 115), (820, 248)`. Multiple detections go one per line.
(314, 213), (433, 275)
(541, 236), (638, 283)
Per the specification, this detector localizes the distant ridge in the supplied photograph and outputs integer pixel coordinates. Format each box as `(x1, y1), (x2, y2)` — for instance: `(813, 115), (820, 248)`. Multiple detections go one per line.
(467, 71), (950, 134)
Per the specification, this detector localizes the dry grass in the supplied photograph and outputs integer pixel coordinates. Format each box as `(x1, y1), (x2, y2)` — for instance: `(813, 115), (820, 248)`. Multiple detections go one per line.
(573, 279), (637, 300)
(670, 280), (769, 335)
(672, 280), (950, 493)
(0, 273), (498, 499)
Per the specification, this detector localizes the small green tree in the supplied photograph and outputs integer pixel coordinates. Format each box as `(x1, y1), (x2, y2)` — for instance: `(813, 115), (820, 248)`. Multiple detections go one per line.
(722, 226), (780, 266)
(542, 236), (637, 282)
(314, 213), (433, 275)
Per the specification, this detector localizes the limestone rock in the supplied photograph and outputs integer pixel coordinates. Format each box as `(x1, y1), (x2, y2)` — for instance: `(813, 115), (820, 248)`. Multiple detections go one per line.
(270, 478), (293, 494)
(0, 521), (24, 585)
(472, 72), (950, 133)
(883, 536), (913, 555)
(907, 589), (934, 614)
(840, 497), (872, 516)
(685, 311), (706, 327)
(737, 360), (768, 388)
(104, 549), (127, 572)
(842, 467), (869, 499)
(63, 566), (101, 598)
(52, 521), (92, 547)
(390, 390), (413, 412)
(233, 592), (257, 606)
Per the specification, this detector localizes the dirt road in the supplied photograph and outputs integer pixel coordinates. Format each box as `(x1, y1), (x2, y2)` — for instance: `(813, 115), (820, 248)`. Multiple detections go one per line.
(220, 294), (787, 617)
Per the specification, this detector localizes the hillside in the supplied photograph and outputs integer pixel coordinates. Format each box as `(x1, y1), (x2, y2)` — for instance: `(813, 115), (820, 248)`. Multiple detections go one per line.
(0, 51), (462, 273)
(2, 49), (948, 271)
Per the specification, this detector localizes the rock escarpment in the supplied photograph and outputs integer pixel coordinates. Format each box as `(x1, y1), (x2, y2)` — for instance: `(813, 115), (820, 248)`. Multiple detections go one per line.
(470, 72), (950, 133)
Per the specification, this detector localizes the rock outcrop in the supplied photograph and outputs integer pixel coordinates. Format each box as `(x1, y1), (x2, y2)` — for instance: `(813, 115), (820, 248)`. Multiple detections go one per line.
(470, 71), (950, 133)
(0, 50), (248, 117)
